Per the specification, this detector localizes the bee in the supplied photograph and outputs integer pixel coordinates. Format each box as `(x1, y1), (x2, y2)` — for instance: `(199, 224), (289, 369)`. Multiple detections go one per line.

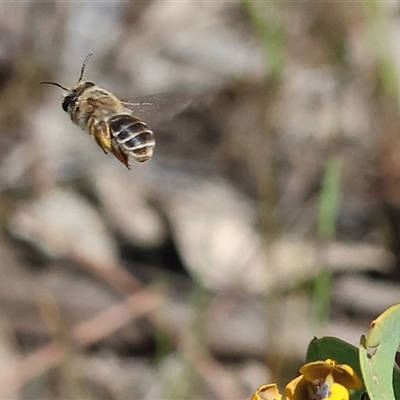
(41, 53), (190, 169)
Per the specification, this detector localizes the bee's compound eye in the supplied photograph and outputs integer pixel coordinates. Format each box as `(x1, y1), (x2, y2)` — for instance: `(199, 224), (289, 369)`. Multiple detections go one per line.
(62, 94), (75, 112)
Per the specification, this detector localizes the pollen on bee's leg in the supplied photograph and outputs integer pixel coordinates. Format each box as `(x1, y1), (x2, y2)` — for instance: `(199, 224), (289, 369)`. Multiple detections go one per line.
(93, 135), (109, 154)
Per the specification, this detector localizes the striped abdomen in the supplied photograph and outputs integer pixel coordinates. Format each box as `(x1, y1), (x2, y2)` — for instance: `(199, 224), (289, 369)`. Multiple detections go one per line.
(109, 114), (155, 163)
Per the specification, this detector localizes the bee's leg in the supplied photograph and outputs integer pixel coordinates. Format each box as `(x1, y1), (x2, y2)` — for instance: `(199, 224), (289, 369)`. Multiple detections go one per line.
(94, 136), (109, 154)
(88, 118), (112, 154)
(111, 142), (131, 170)
(94, 136), (108, 154)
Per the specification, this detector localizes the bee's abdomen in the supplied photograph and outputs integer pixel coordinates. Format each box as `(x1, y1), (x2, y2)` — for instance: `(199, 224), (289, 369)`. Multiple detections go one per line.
(109, 114), (155, 163)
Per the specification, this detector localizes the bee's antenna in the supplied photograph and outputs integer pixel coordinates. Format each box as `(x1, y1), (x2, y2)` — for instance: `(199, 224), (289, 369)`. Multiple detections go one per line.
(78, 52), (93, 82)
(40, 81), (70, 91)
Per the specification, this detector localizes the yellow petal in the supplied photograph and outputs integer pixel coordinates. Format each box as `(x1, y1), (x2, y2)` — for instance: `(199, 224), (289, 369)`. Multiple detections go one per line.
(300, 359), (335, 381)
(250, 383), (282, 400)
(285, 375), (314, 400)
(328, 382), (350, 400)
(330, 363), (362, 389)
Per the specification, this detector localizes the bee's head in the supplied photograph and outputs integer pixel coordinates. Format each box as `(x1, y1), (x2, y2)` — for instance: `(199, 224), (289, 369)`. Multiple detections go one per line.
(61, 91), (76, 112)
(61, 81), (95, 112)
(40, 53), (94, 113)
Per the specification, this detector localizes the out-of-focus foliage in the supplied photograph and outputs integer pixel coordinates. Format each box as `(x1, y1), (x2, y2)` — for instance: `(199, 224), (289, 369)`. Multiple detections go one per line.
(0, 1), (400, 399)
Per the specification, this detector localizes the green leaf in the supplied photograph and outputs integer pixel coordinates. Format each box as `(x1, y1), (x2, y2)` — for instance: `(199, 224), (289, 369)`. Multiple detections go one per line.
(359, 303), (400, 400)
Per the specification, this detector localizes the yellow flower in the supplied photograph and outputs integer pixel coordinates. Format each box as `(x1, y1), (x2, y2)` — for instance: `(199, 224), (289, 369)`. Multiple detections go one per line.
(300, 358), (361, 389)
(286, 359), (362, 400)
(250, 359), (362, 400)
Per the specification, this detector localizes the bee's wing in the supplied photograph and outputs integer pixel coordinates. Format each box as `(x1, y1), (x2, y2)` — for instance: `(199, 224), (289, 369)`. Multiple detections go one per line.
(121, 93), (192, 127)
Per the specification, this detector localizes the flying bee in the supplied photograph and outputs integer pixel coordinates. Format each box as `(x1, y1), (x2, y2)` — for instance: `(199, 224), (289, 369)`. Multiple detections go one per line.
(41, 53), (191, 169)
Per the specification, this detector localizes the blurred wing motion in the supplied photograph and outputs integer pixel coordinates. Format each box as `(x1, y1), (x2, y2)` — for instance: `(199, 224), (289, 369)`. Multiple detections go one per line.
(122, 93), (192, 127)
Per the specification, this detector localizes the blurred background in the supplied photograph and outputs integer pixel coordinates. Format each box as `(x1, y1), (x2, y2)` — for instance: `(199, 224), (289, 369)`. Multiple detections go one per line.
(0, 1), (400, 399)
